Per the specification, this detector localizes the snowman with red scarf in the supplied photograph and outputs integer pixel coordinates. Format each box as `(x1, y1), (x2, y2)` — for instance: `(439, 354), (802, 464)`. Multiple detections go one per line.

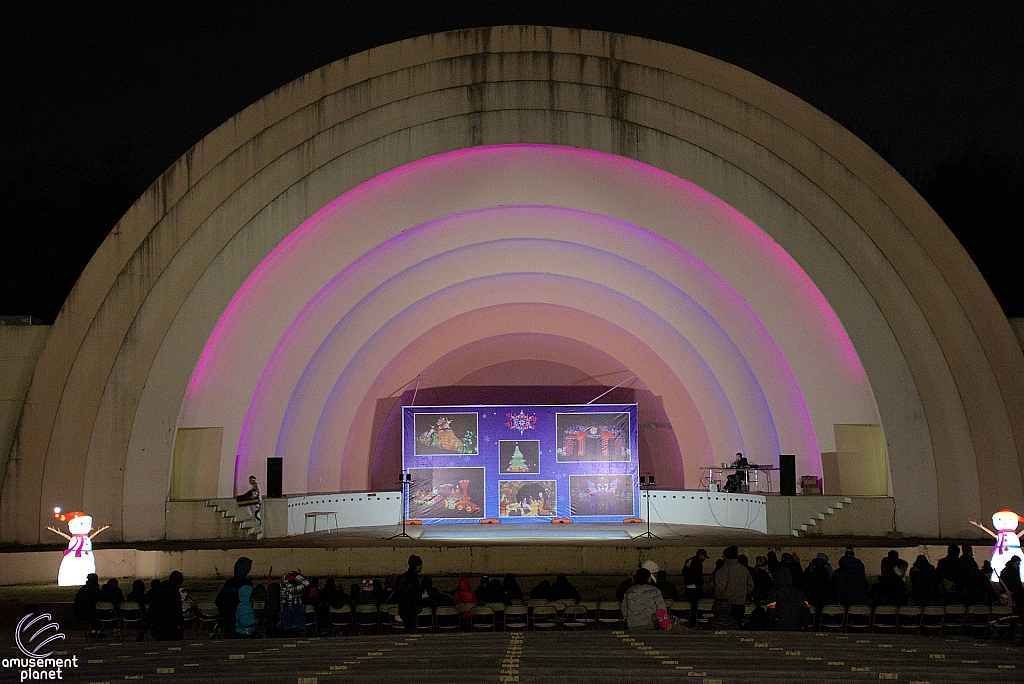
(46, 508), (110, 586)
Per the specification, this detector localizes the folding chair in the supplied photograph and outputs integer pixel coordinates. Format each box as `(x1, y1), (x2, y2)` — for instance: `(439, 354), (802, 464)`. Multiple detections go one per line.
(379, 604), (396, 633)
(742, 603), (755, 627)
(563, 605), (587, 630)
(197, 602), (219, 638)
(119, 602), (144, 639)
(94, 602), (121, 638)
(695, 598), (716, 629)
(252, 601), (265, 636)
(387, 606), (404, 633)
(578, 602), (598, 628)
(532, 605), (558, 631)
(456, 603), (476, 630)
(503, 605), (529, 631)
(354, 604), (378, 635)
(304, 604), (319, 637)
(417, 606), (434, 632)
(668, 601), (691, 621)
(872, 605), (898, 633)
(942, 604), (966, 635)
(964, 604), (991, 637)
(329, 605), (353, 636)
(989, 604), (1014, 638)
(845, 604), (872, 632)
(486, 602), (506, 629)
(818, 604), (845, 632)
(897, 605), (922, 633)
(597, 601), (621, 629)
(471, 606), (495, 631)
(435, 605), (460, 632)
(919, 605), (945, 635)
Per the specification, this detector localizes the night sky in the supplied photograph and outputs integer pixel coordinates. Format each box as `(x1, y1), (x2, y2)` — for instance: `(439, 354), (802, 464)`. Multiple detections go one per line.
(3, 1), (1022, 320)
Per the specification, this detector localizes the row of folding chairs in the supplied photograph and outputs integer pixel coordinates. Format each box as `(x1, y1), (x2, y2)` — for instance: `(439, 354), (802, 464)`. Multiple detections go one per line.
(817, 603), (1016, 636)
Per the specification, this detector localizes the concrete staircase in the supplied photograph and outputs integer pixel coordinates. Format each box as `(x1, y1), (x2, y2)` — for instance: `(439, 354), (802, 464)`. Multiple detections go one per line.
(790, 495), (853, 536)
(204, 498), (263, 539)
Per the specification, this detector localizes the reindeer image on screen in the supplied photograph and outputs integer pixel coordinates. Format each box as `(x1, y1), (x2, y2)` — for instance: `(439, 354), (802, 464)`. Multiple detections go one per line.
(556, 412), (630, 462)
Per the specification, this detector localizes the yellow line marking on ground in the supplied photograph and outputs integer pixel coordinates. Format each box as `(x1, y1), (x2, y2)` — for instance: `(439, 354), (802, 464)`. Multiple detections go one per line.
(879, 674), (898, 680)
(155, 668), (174, 674)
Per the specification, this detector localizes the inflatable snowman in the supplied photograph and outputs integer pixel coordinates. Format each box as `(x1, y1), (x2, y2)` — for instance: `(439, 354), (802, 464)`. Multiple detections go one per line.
(46, 509), (109, 586)
(969, 510), (1024, 582)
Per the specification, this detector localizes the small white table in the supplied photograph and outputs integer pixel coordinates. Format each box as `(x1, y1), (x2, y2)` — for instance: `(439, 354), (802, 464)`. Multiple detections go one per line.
(304, 511), (339, 533)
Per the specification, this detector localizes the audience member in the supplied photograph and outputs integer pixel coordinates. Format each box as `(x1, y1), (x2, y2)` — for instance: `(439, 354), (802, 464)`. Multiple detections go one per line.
(125, 579), (148, 618)
(766, 551), (780, 573)
(502, 574), (524, 603)
(530, 579), (553, 601)
(714, 546), (753, 620)
(708, 598), (740, 630)
(74, 573), (103, 637)
(397, 555), (424, 634)
(453, 577), (478, 616)
(263, 583), (281, 638)
(960, 544), (992, 605)
(278, 572), (310, 635)
(354, 580), (378, 606)
(621, 568), (673, 630)
(552, 574), (581, 603)
(655, 570), (679, 602)
(234, 585), (256, 638)
(750, 556), (773, 605)
(910, 555), (940, 607)
(997, 556), (1023, 645)
(150, 571), (185, 640)
(780, 552), (803, 590)
(874, 559), (909, 606)
(215, 556), (253, 637)
(936, 544), (966, 604)
(814, 553), (833, 579)
(682, 549), (708, 625)
(802, 555), (833, 611)
(880, 550), (900, 577)
(101, 578), (125, 617)
(833, 547), (869, 607)
(766, 566), (810, 631)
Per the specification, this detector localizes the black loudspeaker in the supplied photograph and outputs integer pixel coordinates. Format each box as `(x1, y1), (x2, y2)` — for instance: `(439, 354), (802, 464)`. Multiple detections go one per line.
(779, 454), (796, 496)
(266, 457), (283, 498)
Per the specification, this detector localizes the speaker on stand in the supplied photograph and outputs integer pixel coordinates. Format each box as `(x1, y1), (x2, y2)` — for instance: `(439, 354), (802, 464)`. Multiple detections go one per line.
(266, 457), (283, 498)
(779, 454), (796, 496)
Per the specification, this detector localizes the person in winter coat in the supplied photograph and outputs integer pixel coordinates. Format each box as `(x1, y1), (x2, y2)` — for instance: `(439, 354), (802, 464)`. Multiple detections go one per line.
(910, 555), (940, 607)
(397, 555), (424, 634)
(551, 575), (582, 603)
(621, 568), (673, 630)
(766, 566), (810, 631)
(802, 555), (833, 611)
(234, 585), (256, 637)
(452, 577), (477, 618)
(714, 546), (753, 620)
(833, 549), (869, 607)
(502, 574), (524, 603)
(215, 557), (253, 636)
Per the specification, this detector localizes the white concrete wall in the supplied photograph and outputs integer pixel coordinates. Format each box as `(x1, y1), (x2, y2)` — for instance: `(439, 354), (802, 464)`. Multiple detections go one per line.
(0, 325), (49, 493)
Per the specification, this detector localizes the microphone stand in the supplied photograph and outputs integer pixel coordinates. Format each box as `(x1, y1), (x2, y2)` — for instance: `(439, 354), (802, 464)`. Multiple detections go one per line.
(388, 472), (415, 540)
(637, 474), (661, 540)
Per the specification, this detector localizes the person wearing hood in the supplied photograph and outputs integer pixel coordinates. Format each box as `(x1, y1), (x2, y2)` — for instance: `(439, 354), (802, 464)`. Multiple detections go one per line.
(215, 556), (253, 636)
(453, 577), (477, 618)
(802, 555), (833, 611)
(834, 550), (869, 607)
(552, 574), (582, 603)
(766, 565), (810, 631)
(621, 568), (673, 630)
(234, 585), (256, 637)
(502, 574), (524, 602)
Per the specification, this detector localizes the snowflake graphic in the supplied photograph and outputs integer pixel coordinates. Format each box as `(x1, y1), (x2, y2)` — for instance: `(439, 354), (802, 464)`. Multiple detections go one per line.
(506, 410), (537, 435)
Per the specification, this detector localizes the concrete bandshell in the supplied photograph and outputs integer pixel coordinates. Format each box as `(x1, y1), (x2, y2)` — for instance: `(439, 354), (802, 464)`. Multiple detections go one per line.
(3, 26), (1021, 544)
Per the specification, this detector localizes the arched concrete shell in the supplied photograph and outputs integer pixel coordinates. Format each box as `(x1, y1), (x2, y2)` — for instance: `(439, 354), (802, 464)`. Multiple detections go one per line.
(3, 26), (1022, 542)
